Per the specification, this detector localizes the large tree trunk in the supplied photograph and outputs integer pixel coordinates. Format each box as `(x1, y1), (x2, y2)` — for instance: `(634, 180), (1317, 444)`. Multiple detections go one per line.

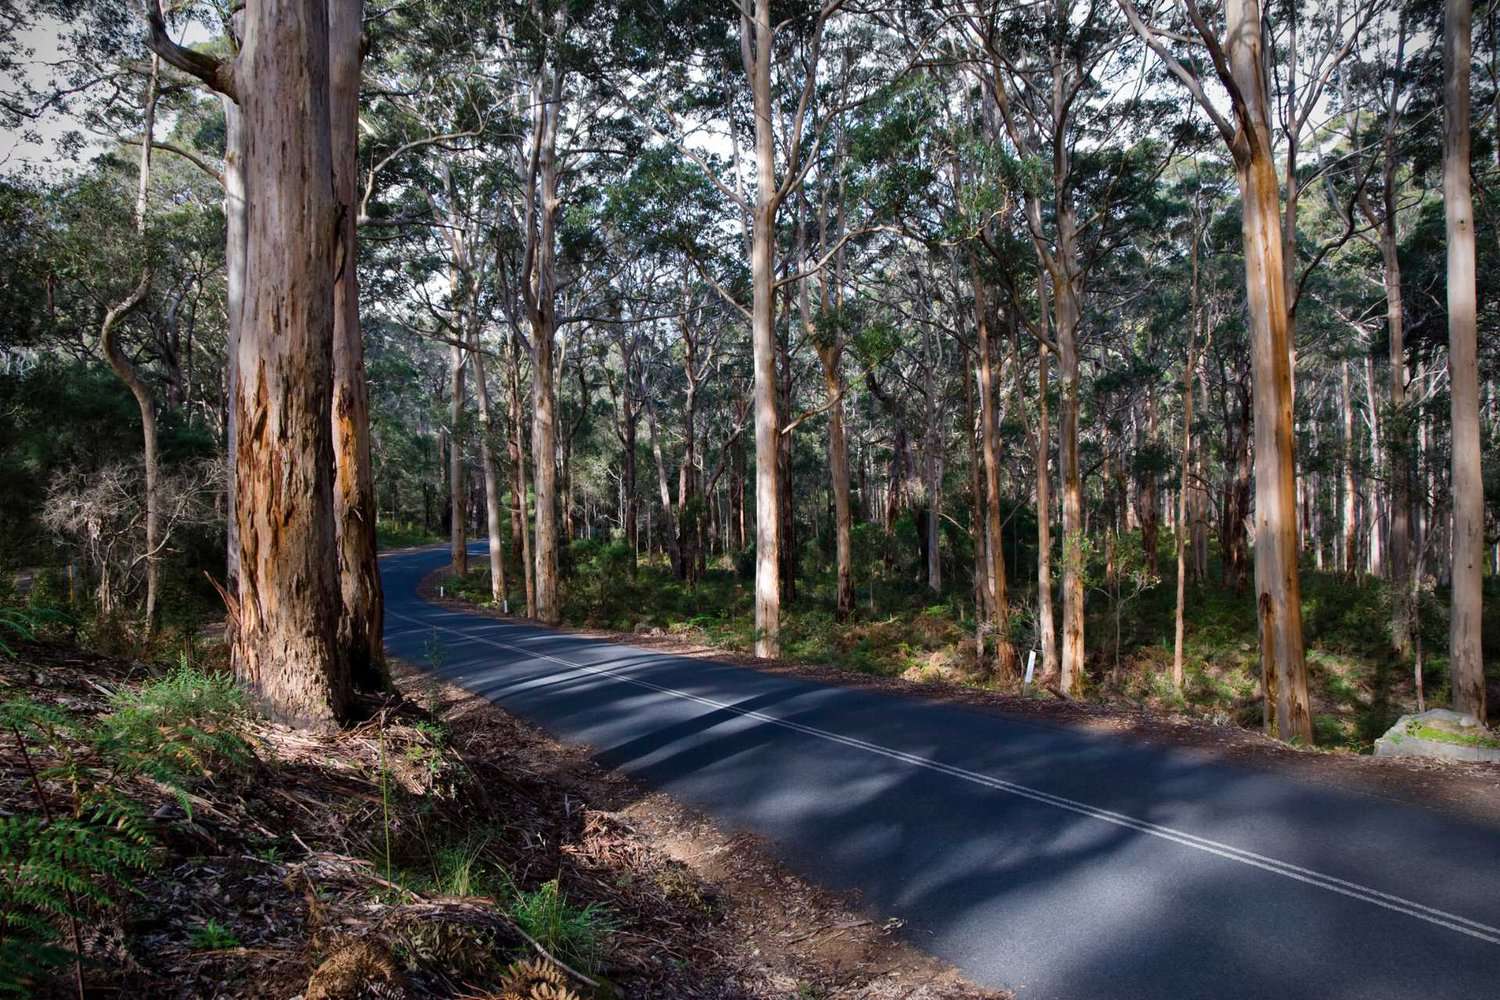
(1227, 0), (1312, 743)
(329, 0), (385, 691)
(530, 314), (559, 624)
(230, 0), (348, 725)
(746, 0), (781, 658)
(1445, 0), (1488, 725)
(525, 49), (564, 627)
(508, 339), (536, 617)
(971, 261), (1017, 680)
(223, 90), (245, 614)
(1036, 340), (1058, 683)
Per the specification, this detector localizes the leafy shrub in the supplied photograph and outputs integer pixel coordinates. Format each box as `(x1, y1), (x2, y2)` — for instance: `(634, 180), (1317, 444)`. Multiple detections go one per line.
(375, 520), (442, 550)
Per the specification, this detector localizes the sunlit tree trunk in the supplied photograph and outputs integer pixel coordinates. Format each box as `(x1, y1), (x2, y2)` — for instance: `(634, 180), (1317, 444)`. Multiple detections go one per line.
(1053, 250), (1085, 697)
(329, 0), (385, 690)
(1445, 0), (1487, 724)
(1228, 0), (1312, 743)
(746, 0), (781, 657)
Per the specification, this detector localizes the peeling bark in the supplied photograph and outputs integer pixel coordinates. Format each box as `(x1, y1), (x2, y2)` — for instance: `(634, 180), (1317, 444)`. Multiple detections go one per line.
(329, 0), (385, 691)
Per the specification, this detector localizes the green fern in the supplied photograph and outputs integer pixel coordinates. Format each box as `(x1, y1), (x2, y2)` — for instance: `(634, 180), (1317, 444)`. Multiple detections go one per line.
(0, 665), (254, 992)
(0, 814), (152, 992)
(92, 664), (250, 816)
(0, 606), (73, 660)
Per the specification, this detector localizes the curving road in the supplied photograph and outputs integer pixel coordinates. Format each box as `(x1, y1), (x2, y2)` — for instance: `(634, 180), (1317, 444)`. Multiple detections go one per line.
(381, 544), (1500, 999)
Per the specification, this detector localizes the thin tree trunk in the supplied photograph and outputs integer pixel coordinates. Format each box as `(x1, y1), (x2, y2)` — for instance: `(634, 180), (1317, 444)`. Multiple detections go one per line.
(1363, 353), (1385, 575)
(1445, 0), (1487, 724)
(473, 331), (508, 610)
(1341, 359), (1358, 576)
(820, 344), (853, 618)
(449, 340), (468, 576)
(1174, 221), (1206, 690)
(971, 259), (1017, 679)
(100, 58), (161, 633)
(1141, 367), (1160, 579)
(644, 394), (682, 573)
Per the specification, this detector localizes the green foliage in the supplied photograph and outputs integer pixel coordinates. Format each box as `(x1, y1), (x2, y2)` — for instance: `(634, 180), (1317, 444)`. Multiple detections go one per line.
(188, 919), (241, 951)
(0, 605), (72, 659)
(95, 661), (250, 814)
(0, 656), (254, 991)
(508, 879), (615, 977)
(1403, 721), (1500, 750)
(0, 812), (154, 992)
(376, 520), (444, 550)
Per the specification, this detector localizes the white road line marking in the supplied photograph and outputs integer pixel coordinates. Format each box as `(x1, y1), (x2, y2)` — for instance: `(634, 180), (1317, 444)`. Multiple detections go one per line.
(387, 607), (1500, 946)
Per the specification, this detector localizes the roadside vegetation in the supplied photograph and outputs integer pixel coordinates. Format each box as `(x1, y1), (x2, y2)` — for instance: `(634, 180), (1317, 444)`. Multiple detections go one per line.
(0, 601), (683, 997)
(444, 534), (1500, 754)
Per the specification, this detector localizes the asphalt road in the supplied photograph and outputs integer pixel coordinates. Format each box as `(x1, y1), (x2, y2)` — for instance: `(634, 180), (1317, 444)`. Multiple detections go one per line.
(381, 544), (1500, 999)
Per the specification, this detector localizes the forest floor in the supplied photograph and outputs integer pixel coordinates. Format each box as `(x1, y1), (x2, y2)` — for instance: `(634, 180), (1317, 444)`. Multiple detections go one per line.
(0, 628), (1000, 1000)
(434, 564), (1500, 830)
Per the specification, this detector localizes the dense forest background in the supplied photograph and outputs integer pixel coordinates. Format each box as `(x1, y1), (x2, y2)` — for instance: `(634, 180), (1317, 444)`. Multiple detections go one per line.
(3, 0), (1498, 751)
